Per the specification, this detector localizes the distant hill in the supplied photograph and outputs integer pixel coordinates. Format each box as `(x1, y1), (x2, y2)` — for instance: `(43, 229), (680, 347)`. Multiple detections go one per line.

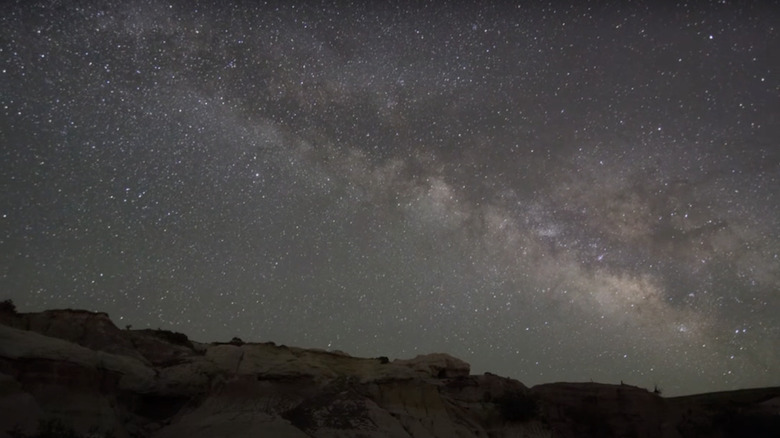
(1, 304), (778, 437)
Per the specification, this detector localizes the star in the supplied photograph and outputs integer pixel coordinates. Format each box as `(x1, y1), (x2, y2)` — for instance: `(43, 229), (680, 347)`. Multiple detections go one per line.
(1, 0), (778, 396)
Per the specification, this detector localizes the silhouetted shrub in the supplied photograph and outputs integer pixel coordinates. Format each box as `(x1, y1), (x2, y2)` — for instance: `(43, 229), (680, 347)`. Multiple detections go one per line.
(376, 356), (389, 364)
(1, 299), (17, 314)
(229, 337), (244, 345)
(496, 390), (540, 422)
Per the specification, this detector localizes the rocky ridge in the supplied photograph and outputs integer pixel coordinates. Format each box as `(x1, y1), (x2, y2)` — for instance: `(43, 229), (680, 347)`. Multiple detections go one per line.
(1, 304), (778, 438)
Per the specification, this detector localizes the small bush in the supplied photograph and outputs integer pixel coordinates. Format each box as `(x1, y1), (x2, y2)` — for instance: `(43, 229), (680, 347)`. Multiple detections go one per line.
(1, 298), (17, 314)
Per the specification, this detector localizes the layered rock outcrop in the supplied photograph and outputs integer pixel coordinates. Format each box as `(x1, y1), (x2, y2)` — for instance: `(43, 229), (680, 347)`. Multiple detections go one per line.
(1, 305), (778, 438)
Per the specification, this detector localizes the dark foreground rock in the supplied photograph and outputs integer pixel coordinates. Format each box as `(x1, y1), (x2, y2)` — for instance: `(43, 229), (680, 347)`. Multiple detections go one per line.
(1, 306), (778, 438)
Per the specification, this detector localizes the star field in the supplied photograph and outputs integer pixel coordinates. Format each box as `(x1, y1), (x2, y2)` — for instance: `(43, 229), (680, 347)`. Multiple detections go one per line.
(2, 1), (779, 396)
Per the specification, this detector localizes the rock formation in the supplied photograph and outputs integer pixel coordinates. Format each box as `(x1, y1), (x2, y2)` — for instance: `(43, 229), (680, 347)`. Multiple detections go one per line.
(1, 304), (778, 438)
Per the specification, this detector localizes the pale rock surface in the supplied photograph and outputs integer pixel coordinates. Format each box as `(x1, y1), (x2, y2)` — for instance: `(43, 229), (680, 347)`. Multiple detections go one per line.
(0, 325), (147, 438)
(152, 405), (309, 438)
(1, 307), (779, 438)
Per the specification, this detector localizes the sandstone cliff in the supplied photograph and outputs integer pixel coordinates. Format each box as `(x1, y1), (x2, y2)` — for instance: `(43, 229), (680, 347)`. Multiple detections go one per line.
(0, 305), (778, 438)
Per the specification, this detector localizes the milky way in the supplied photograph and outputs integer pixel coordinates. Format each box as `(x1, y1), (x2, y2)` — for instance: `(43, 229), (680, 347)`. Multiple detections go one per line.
(2, 1), (778, 395)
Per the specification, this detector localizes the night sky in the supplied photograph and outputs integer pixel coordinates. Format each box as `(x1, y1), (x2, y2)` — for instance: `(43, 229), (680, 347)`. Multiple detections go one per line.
(2, 1), (778, 396)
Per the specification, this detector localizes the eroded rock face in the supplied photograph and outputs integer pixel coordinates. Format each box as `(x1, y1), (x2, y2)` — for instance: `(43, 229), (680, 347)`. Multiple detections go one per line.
(532, 382), (669, 438)
(7, 309), (146, 363)
(0, 373), (41, 436)
(1, 307), (779, 438)
(392, 353), (471, 378)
